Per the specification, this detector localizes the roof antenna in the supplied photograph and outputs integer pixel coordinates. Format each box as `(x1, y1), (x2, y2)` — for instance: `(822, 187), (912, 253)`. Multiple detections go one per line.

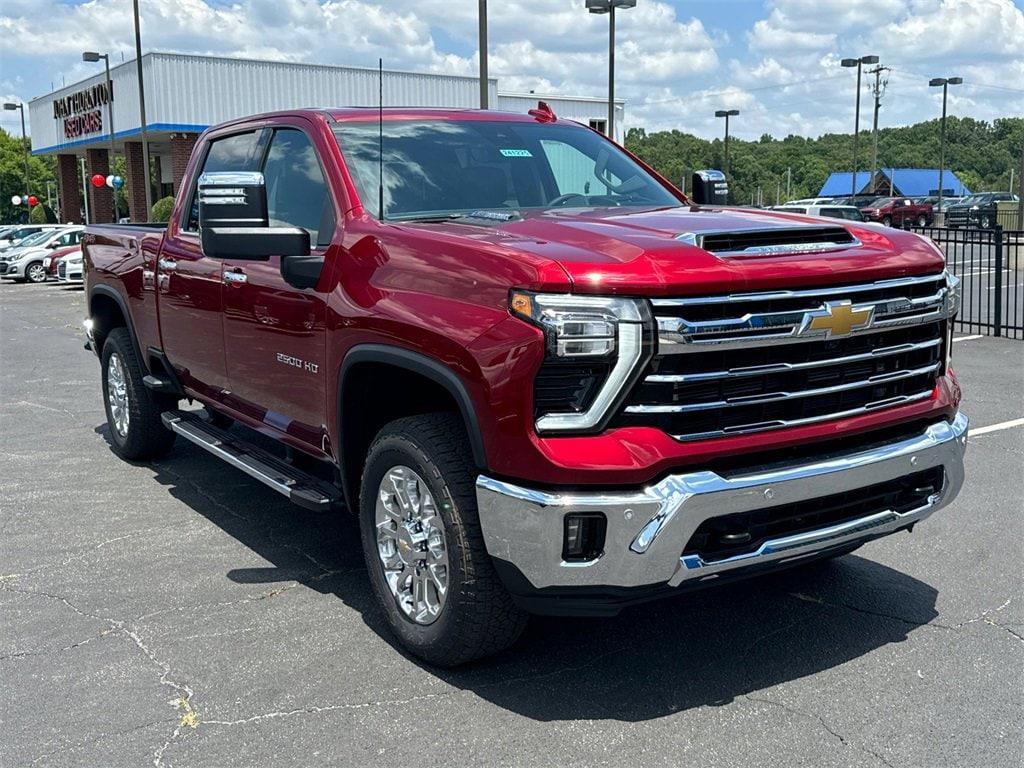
(378, 58), (385, 222)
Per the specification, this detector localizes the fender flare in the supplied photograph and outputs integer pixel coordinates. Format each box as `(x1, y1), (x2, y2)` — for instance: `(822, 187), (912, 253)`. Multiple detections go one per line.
(88, 284), (148, 371)
(338, 344), (488, 470)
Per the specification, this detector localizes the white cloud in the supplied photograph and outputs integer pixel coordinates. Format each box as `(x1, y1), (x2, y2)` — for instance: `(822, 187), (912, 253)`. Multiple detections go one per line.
(0, 0), (1019, 141)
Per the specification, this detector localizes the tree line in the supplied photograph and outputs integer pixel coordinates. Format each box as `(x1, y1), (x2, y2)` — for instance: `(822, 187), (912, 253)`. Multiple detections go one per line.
(625, 116), (1024, 205)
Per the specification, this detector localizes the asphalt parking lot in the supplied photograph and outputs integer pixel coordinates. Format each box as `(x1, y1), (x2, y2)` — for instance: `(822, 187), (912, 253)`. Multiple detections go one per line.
(2, 278), (1022, 768)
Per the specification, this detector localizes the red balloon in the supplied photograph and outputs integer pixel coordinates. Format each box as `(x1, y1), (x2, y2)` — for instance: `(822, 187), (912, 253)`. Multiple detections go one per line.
(27, 195), (38, 206)
(91, 174), (106, 188)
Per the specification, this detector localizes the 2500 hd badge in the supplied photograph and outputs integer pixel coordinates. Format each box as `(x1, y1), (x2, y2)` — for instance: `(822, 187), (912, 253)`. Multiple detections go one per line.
(276, 352), (318, 373)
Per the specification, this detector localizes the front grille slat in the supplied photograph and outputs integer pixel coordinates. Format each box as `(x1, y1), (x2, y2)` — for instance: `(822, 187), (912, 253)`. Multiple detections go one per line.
(614, 274), (951, 441)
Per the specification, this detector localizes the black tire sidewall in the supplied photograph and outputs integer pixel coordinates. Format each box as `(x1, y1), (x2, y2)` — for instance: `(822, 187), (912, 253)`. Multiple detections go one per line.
(359, 436), (470, 657)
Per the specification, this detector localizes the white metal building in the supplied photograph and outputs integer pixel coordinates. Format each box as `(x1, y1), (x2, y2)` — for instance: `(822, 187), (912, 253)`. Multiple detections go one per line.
(29, 52), (624, 223)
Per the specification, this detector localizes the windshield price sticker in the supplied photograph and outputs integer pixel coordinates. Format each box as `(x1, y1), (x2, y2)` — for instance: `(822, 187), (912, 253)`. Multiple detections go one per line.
(500, 149), (533, 157)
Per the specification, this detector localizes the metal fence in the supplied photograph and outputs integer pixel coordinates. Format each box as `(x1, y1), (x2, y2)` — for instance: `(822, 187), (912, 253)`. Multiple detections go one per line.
(913, 226), (1024, 340)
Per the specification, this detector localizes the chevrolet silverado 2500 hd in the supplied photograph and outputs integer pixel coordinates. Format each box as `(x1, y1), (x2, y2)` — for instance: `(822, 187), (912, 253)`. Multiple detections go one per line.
(83, 107), (967, 666)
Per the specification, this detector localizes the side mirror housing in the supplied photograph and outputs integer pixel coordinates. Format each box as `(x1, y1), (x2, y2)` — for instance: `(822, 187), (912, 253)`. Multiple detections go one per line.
(691, 170), (728, 205)
(198, 171), (311, 261)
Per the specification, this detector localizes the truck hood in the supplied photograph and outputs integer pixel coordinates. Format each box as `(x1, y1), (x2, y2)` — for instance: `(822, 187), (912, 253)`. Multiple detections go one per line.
(407, 206), (945, 296)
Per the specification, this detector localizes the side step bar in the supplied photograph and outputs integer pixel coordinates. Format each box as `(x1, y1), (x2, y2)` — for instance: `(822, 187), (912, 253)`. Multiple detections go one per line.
(161, 411), (342, 511)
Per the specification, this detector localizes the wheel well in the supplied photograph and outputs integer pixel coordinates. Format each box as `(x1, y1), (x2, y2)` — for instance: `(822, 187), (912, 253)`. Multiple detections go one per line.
(89, 292), (127, 355)
(340, 361), (476, 509)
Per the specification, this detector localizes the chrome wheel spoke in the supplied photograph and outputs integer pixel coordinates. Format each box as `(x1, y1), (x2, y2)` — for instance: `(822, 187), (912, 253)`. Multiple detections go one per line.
(106, 353), (130, 438)
(374, 465), (450, 626)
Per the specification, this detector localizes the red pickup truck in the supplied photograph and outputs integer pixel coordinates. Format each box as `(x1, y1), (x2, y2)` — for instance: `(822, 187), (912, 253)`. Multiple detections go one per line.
(83, 107), (968, 666)
(859, 196), (934, 228)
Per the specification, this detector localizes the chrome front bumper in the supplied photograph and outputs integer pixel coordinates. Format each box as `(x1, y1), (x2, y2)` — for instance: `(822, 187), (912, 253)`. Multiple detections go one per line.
(476, 413), (968, 591)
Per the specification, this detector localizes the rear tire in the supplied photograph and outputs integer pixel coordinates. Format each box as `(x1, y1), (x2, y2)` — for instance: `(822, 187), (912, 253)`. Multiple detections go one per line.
(359, 413), (527, 667)
(101, 327), (177, 460)
(916, 215), (927, 227)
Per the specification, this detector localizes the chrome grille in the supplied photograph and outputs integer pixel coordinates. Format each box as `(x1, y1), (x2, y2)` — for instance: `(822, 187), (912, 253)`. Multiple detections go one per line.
(614, 273), (954, 441)
(57, 261), (67, 279)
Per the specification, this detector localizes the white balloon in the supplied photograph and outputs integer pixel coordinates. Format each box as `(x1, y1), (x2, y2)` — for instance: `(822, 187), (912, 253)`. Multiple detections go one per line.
(10, 195), (21, 205)
(105, 174), (116, 188)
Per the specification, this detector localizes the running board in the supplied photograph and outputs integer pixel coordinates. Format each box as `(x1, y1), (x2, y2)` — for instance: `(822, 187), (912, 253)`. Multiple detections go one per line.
(161, 411), (342, 511)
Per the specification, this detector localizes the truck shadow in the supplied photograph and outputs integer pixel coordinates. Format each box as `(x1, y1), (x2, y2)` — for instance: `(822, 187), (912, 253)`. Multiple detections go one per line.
(134, 431), (939, 723)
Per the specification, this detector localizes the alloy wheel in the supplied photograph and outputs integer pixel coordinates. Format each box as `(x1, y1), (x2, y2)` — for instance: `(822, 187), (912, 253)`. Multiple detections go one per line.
(27, 264), (46, 282)
(106, 352), (130, 438)
(374, 465), (450, 625)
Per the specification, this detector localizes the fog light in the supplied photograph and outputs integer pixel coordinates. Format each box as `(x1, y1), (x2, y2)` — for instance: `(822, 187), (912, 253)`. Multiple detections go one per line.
(562, 513), (607, 562)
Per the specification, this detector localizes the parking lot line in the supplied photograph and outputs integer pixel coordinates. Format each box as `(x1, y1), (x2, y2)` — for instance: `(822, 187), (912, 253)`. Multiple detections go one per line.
(971, 417), (1024, 436)
(953, 335), (983, 342)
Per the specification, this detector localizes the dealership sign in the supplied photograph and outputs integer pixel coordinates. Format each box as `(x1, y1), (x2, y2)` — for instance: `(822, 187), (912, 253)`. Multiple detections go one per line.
(53, 81), (112, 139)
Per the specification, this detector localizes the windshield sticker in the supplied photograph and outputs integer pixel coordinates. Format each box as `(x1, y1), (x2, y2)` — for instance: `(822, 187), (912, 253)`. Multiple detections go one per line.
(499, 149), (533, 158)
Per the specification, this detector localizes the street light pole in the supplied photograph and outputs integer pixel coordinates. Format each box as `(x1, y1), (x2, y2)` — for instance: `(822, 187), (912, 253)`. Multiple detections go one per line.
(929, 76), (962, 213)
(478, 0), (488, 109)
(3, 102), (30, 208)
(714, 109), (739, 179)
(867, 64), (890, 189)
(587, 0), (636, 141)
(83, 51), (117, 219)
(841, 55), (878, 196)
(133, 0), (153, 219)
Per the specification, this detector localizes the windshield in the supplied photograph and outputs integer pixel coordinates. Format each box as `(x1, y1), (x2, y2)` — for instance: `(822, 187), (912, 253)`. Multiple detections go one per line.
(959, 195), (987, 205)
(333, 119), (680, 221)
(12, 230), (51, 247)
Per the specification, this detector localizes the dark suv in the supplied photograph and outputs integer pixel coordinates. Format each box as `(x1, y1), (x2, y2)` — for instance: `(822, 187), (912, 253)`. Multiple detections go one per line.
(945, 192), (1019, 228)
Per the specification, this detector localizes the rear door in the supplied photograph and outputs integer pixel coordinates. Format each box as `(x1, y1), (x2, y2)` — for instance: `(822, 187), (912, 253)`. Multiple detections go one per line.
(158, 130), (261, 398)
(221, 123), (337, 455)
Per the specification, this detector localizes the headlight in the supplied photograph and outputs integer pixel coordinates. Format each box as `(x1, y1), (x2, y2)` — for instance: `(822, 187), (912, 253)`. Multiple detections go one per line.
(944, 272), (961, 372)
(511, 291), (652, 432)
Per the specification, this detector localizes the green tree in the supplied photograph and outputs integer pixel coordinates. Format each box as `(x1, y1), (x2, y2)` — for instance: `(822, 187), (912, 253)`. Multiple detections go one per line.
(28, 203), (56, 223)
(625, 116), (1024, 202)
(151, 196), (175, 222)
(1, 128), (56, 223)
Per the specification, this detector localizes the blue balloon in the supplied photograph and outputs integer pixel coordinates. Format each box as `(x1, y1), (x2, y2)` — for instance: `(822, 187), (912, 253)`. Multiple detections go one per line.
(111, 176), (125, 189)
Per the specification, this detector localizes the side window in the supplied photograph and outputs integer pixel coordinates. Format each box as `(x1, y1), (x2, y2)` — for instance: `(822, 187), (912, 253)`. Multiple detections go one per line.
(185, 131), (259, 232)
(261, 129), (335, 248)
(820, 208), (841, 218)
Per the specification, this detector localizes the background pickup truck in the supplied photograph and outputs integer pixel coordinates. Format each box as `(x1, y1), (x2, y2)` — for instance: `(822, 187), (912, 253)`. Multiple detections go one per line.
(859, 196), (933, 227)
(83, 106), (967, 666)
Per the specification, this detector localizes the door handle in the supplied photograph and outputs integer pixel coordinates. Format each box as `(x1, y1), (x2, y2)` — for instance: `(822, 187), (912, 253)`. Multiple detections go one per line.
(223, 270), (248, 285)
(158, 257), (177, 271)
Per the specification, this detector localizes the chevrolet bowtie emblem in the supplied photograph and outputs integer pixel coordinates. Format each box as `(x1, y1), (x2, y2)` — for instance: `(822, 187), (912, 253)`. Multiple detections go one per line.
(803, 300), (874, 338)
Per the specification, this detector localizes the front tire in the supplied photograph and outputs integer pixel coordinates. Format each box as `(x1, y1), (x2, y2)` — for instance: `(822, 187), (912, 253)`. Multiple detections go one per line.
(882, 215), (892, 227)
(101, 327), (177, 460)
(916, 215), (927, 227)
(25, 262), (47, 283)
(359, 413), (527, 667)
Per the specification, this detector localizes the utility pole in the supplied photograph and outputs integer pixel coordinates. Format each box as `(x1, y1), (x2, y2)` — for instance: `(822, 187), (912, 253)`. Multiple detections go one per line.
(776, 178), (781, 206)
(842, 55), (879, 196)
(133, 0), (153, 219)
(786, 166), (791, 201)
(478, 1), (488, 109)
(867, 64), (890, 191)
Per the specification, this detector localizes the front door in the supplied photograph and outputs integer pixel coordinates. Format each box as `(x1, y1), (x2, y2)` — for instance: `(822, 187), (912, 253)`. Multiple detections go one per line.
(159, 130), (262, 399)
(222, 125), (337, 456)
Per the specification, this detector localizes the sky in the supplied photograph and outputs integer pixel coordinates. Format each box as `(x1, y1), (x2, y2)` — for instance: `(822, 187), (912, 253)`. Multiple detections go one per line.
(1, 0), (1022, 141)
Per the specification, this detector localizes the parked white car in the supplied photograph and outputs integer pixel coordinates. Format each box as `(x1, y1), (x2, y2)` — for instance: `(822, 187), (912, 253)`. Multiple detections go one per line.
(56, 250), (84, 284)
(771, 204), (866, 222)
(0, 224), (68, 251)
(0, 226), (85, 283)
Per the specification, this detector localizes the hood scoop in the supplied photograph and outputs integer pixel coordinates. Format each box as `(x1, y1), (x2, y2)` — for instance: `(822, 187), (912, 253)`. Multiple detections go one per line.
(677, 226), (858, 257)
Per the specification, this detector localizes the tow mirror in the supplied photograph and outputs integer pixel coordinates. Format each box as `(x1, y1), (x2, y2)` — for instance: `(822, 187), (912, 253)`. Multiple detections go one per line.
(198, 172), (310, 261)
(690, 169), (728, 205)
